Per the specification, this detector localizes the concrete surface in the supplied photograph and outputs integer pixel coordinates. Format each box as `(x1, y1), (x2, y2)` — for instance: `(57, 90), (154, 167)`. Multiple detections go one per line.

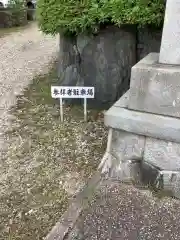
(159, 0), (180, 64)
(65, 180), (180, 240)
(128, 53), (180, 118)
(144, 137), (180, 171)
(100, 129), (144, 181)
(113, 90), (129, 108)
(99, 127), (180, 198)
(103, 91), (180, 198)
(104, 94), (180, 144)
(111, 130), (145, 161)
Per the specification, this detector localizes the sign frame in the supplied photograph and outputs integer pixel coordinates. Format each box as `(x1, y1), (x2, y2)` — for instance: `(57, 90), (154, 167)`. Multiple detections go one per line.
(51, 86), (95, 122)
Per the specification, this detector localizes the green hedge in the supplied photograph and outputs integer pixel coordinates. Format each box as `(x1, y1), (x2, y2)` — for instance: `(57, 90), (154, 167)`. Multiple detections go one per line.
(37, 0), (165, 36)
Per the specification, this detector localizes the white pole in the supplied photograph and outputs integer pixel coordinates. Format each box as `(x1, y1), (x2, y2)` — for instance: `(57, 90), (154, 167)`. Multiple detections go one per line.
(84, 98), (87, 121)
(159, 0), (180, 64)
(60, 98), (63, 122)
(98, 128), (113, 170)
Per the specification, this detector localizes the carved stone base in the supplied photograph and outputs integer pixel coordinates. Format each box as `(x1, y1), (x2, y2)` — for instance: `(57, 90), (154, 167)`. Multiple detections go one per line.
(99, 127), (180, 199)
(100, 88), (180, 199)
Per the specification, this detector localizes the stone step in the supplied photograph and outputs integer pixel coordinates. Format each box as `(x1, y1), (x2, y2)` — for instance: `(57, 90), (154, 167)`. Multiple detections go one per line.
(105, 90), (180, 143)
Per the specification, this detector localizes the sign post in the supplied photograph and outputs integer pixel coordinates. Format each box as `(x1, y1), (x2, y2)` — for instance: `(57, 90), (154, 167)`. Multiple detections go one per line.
(51, 86), (95, 122)
(59, 98), (63, 122)
(84, 98), (87, 122)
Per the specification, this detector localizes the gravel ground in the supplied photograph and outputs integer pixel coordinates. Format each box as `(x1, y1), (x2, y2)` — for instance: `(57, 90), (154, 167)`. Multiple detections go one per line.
(0, 26), (107, 239)
(0, 22), (58, 154)
(68, 180), (180, 240)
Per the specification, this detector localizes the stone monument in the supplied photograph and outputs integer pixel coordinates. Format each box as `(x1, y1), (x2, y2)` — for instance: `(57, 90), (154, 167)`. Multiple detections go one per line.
(99, 0), (180, 198)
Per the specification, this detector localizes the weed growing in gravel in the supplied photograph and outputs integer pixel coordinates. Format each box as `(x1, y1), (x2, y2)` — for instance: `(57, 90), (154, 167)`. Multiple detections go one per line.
(0, 61), (107, 239)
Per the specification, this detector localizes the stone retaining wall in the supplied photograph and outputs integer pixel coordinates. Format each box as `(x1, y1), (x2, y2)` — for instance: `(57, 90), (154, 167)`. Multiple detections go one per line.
(137, 27), (162, 61)
(0, 8), (28, 28)
(58, 25), (162, 107)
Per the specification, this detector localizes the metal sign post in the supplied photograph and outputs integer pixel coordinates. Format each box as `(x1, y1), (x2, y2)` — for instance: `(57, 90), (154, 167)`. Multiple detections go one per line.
(84, 98), (87, 122)
(59, 98), (63, 122)
(51, 86), (95, 122)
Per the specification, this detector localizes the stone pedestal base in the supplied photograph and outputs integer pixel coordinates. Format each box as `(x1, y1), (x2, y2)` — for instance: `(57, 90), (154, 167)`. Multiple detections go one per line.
(100, 90), (180, 199)
(128, 53), (180, 118)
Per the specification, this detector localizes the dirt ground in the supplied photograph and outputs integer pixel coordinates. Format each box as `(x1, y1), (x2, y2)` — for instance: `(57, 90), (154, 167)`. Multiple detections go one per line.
(0, 62), (108, 239)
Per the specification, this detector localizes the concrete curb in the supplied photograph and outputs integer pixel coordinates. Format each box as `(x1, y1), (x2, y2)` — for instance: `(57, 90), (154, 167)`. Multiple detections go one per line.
(45, 171), (102, 240)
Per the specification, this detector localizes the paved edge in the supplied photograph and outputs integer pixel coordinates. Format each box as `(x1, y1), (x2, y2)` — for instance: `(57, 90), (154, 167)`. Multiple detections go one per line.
(45, 171), (103, 240)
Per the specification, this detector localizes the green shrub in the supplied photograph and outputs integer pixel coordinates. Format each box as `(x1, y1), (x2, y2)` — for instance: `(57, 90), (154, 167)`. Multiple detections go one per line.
(37, 0), (165, 36)
(4, 0), (27, 27)
(0, 0), (27, 28)
(7, 0), (25, 8)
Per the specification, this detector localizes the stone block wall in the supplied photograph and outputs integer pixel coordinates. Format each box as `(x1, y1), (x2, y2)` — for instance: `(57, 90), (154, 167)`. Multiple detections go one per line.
(0, 8), (28, 28)
(137, 27), (162, 61)
(58, 25), (162, 107)
(102, 128), (180, 199)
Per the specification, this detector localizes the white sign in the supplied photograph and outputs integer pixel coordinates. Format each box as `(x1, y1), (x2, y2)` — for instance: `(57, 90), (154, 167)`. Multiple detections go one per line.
(51, 86), (95, 99)
(51, 86), (95, 122)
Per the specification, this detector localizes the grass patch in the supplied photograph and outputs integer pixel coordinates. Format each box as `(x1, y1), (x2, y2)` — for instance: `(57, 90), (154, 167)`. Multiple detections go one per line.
(0, 61), (107, 239)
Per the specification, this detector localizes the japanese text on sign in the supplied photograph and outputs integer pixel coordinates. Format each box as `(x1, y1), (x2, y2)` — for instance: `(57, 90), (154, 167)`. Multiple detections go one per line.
(51, 86), (95, 99)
